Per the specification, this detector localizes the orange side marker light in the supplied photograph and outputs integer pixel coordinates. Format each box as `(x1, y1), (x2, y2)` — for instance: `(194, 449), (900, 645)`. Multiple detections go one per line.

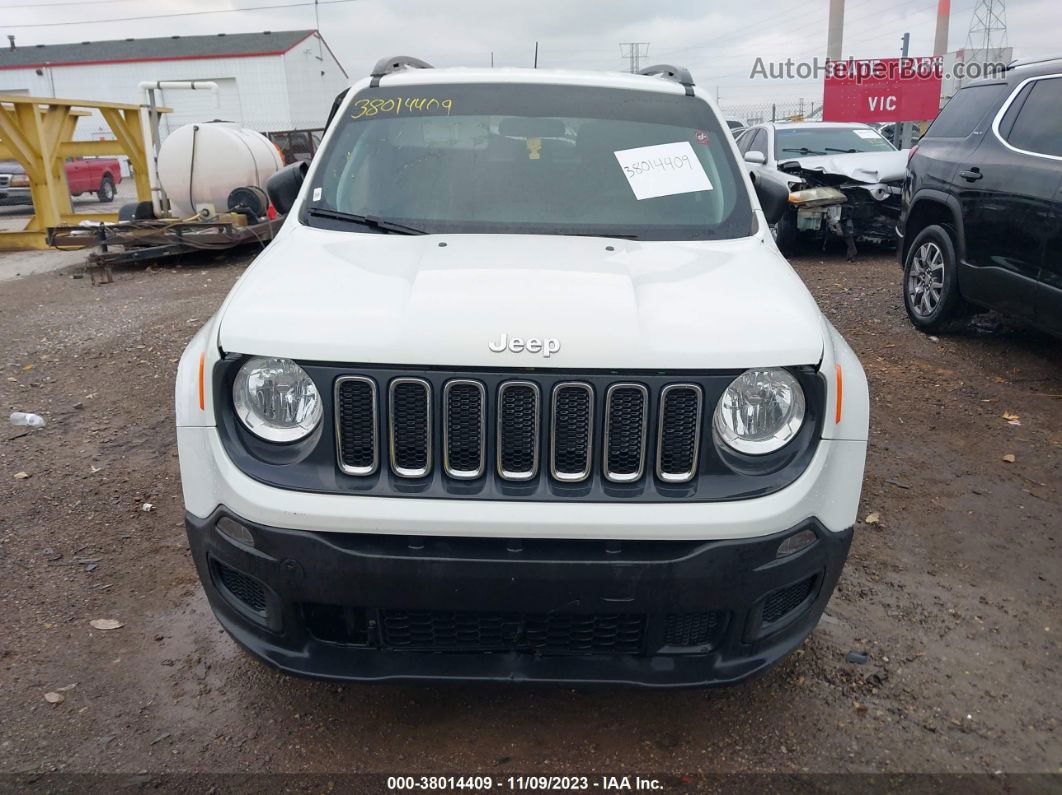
(198, 352), (206, 411)
(834, 364), (843, 424)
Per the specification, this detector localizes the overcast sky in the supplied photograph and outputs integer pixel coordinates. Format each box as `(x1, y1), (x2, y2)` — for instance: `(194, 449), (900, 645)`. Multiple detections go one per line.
(2, 0), (1054, 109)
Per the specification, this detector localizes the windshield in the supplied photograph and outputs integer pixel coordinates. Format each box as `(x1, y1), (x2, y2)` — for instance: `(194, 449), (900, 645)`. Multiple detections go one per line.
(303, 83), (753, 241)
(774, 127), (896, 158)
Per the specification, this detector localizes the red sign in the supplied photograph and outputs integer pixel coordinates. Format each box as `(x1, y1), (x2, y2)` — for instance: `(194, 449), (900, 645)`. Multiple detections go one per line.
(823, 57), (942, 122)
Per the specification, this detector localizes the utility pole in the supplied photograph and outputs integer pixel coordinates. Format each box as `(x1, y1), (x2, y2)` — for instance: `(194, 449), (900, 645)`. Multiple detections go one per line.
(897, 32), (911, 149)
(313, 0), (325, 77)
(933, 0), (951, 56)
(618, 42), (650, 73)
(827, 0), (845, 61)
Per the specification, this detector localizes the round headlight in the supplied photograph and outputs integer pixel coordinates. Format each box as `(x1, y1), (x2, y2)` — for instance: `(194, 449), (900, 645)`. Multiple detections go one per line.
(713, 368), (806, 455)
(232, 357), (322, 443)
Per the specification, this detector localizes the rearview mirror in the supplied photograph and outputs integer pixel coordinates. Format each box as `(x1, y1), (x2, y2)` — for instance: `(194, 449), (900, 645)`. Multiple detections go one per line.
(265, 161), (308, 216)
(753, 175), (790, 226)
(744, 150), (767, 166)
(498, 117), (567, 138)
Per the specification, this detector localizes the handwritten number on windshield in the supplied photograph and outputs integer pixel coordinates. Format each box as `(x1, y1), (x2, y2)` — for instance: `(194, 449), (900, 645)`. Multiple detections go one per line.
(351, 97), (454, 119)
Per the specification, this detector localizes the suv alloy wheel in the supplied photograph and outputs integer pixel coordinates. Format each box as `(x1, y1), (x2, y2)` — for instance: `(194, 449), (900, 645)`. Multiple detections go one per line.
(902, 224), (969, 332)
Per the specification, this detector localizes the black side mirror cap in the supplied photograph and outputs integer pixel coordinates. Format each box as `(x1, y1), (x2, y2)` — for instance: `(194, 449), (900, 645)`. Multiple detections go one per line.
(753, 174), (790, 226)
(266, 161), (309, 216)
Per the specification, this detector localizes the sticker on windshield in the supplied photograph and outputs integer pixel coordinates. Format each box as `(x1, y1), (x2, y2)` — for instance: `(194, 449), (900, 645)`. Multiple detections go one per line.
(613, 142), (713, 201)
(853, 129), (880, 139)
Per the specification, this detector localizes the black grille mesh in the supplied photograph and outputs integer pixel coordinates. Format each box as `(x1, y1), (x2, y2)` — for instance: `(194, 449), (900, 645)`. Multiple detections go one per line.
(606, 387), (647, 477)
(382, 609), (646, 655)
(762, 577), (816, 624)
(391, 381), (429, 473)
(552, 386), (592, 478)
(336, 379), (376, 472)
(445, 383), (484, 475)
(658, 386), (701, 478)
(332, 372), (809, 493)
(216, 563), (267, 614)
(663, 612), (724, 648)
(499, 384), (538, 476)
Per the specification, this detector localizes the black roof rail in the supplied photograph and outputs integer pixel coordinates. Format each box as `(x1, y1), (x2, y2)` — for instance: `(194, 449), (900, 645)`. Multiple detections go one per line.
(637, 64), (695, 95)
(1005, 55), (1062, 71)
(370, 55), (433, 87)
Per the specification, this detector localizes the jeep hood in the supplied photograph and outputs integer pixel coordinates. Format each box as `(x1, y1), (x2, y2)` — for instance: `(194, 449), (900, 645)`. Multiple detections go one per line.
(779, 149), (908, 184)
(218, 225), (825, 369)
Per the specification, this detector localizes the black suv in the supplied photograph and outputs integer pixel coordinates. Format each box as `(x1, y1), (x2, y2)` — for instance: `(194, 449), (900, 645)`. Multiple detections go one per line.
(898, 59), (1062, 337)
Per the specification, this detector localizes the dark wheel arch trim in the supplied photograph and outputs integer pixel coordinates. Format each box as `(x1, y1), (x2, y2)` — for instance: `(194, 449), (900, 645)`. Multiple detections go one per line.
(901, 190), (966, 265)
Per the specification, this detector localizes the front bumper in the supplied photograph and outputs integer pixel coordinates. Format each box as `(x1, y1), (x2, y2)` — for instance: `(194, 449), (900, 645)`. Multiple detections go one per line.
(0, 187), (32, 206)
(187, 509), (852, 687)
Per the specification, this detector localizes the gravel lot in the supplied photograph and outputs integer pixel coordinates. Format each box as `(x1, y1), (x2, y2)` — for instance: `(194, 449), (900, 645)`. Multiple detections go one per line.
(0, 242), (1058, 785)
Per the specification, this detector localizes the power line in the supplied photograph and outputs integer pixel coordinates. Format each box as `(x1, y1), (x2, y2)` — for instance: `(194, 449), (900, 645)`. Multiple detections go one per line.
(1, 0), (362, 28)
(0, 0), (137, 8)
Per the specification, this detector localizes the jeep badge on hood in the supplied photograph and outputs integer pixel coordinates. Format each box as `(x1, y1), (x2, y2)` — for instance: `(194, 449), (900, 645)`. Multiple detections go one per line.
(488, 333), (561, 357)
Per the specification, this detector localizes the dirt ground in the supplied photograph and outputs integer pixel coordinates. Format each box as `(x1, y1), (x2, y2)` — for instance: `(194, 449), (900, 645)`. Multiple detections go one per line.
(0, 243), (1059, 785)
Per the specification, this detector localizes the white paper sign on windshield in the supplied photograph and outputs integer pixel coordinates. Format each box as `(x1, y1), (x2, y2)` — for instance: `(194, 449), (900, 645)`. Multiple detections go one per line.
(613, 142), (714, 201)
(854, 129), (881, 139)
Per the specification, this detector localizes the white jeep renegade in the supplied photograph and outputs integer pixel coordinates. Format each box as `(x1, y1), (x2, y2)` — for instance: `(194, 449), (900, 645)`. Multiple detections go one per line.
(175, 57), (869, 687)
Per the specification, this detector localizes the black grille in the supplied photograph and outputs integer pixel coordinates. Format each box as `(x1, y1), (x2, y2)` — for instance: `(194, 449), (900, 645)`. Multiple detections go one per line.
(215, 562), (267, 614)
(336, 378), (377, 474)
(381, 609), (646, 655)
(498, 382), (539, 479)
(444, 381), (485, 478)
(762, 576), (816, 624)
(551, 384), (593, 481)
(663, 612), (724, 648)
(324, 366), (822, 501)
(605, 385), (647, 481)
(390, 379), (430, 476)
(657, 385), (702, 482)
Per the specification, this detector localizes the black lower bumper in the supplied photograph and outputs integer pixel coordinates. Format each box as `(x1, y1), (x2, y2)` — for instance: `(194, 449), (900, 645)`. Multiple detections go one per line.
(185, 510), (852, 687)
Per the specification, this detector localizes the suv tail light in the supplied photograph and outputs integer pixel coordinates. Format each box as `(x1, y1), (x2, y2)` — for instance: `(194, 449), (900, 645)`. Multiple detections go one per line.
(907, 144), (919, 163)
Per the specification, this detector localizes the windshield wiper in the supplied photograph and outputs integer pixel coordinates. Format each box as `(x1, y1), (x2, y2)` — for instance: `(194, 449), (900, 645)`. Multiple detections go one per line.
(824, 147), (860, 153)
(307, 207), (427, 235)
(781, 147), (827, 155)
(555, 231), (640, 240)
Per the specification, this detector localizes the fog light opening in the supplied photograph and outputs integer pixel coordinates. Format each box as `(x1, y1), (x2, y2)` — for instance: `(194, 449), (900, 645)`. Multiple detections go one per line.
(216, 516), (255, 548)
(776, 528), (816, 558)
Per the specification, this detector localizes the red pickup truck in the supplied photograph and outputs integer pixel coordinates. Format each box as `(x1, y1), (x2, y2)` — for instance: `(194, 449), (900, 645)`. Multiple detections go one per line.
(0, 157), (122, 206)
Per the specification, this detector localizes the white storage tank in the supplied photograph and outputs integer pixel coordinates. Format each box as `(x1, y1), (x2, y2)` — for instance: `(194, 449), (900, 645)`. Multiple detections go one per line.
(156, 122), (283, 218)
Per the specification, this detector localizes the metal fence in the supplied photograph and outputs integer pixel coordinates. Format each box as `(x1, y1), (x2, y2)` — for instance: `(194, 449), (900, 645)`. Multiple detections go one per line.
(717, 100), (823, 127)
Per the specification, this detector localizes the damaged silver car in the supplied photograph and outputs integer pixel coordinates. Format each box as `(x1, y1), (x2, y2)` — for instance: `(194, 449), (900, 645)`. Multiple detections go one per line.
(737, 122), (908, 257)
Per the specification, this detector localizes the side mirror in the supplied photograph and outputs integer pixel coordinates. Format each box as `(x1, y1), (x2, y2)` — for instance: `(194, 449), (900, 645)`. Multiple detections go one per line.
(754, 175), (790, 226)
(265, 161), (308, 216)
(744, 150), (767, 166)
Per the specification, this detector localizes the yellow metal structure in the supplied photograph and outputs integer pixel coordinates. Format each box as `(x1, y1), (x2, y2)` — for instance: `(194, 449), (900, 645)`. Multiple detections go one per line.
(0, 95), (166, 250)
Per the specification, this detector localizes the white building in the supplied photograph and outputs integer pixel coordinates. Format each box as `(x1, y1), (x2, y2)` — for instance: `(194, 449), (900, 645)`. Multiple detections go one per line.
(0, 30), (348, 157)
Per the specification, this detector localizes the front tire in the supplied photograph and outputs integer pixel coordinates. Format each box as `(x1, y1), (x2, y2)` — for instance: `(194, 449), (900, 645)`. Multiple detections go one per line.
(771, 208), (799, 253)
(902, 224), (969, 332)
(97, 176), (115, 203)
